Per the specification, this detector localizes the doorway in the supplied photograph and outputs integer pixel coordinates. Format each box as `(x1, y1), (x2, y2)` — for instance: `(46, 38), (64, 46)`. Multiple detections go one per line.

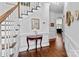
(56, 17), (63, 34)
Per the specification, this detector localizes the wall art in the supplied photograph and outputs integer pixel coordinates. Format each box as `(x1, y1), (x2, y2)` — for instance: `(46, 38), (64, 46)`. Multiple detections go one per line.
(31, 18), (40, 30)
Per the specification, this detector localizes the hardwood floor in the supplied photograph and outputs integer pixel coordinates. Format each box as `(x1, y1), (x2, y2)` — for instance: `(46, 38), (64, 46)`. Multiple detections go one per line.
(18, 33), (67, 57)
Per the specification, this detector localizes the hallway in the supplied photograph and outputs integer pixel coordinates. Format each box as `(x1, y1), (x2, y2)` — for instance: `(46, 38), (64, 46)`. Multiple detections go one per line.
(0, 2), (79, 57)
(18, 33), (67, 57)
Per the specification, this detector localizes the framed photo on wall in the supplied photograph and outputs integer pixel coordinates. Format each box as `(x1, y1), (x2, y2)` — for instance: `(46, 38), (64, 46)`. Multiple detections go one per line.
(66, 11), (72, 26)
(50, 23), (54, 27)
(21, 2), (30, 7)
(31, 18), (40, 30)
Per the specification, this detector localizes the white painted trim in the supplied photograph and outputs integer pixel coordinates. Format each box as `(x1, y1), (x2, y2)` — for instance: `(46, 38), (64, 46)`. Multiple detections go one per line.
(64, 32), (79, 57)
(64, 32), (79, 49)
(49, 36), (56, 39)
(0, 24), (2, 57)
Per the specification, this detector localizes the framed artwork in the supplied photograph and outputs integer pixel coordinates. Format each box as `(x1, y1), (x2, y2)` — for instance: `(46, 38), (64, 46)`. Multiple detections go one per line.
(66, 11), (75, 26)
(50, 23), (54, 27)
(66, 11), (72, 26)
(21, 2), (30, 7)
(31, 18), (40, 30)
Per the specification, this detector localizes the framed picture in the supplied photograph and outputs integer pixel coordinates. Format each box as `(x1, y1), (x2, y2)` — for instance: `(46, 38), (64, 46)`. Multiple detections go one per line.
(66, 10), (75, 26)
(21, 2), (30, 7)
(66, 11), (72, 26)
(31, 18), (40, 30)
(50, 23), (54, 27)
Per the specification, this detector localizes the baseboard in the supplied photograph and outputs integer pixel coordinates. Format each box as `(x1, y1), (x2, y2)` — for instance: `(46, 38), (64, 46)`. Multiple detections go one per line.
(49, 38), (56, 42)
(49, 36), (56, 39)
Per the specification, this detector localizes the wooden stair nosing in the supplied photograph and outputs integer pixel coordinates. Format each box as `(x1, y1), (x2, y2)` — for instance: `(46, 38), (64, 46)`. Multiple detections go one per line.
(2, 42), (16, 50)
(1, 35), (17, 39)
(10, 53), (14, 57)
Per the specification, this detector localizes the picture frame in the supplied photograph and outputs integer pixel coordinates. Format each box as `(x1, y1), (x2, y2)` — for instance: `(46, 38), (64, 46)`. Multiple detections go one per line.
(66, 11), (72, 26)
(50, 23), (54, 27)
(21, 2), (30, 7)
(31, 18), (40, 30)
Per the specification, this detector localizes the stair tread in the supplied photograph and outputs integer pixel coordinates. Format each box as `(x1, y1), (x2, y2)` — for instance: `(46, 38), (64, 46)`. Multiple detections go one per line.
(21, 13), (28, 15)
(10, 53), (14, 57)
(1, 24), (14, 26)
(5, 20), (16, 22)
(1, 29), (19, 31)
(2, 42), (16, 50)
(1, 35), (17, 38)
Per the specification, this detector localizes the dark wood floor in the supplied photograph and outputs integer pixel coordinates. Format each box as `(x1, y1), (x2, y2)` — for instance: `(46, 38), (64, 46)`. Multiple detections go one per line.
(18, 33), (67, 57)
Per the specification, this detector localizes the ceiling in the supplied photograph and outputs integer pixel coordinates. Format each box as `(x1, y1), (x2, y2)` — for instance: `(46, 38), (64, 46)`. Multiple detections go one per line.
(49, 2), (64, 13)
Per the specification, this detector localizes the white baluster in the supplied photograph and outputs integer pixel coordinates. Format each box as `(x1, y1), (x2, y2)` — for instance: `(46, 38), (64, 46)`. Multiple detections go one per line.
(0, 24), (2, 57)
(4, 20), (7, 57)
(9, 14), (15, 57)
(7, 16), (10, 57)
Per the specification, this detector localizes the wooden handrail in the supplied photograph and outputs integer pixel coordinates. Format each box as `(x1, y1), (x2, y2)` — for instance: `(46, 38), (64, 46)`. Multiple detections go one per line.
(0, 3), (19, 24)
(18, 2), (21, 18)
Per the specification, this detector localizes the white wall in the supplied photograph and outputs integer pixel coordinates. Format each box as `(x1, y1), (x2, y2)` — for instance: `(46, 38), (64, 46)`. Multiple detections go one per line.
(19, 3), (50, 52)
(0, 2), (17, 16)
(63, 2), (79, 57)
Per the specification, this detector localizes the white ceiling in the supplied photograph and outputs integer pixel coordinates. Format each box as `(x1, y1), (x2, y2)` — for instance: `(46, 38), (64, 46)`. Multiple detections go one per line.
(49, 2), (64, 13)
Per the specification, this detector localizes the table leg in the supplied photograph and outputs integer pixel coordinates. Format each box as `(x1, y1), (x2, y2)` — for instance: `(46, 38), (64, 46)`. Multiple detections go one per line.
(36, 40), (37, 53)
(27, 38), (29, 52)
(40, 38), (42, 48)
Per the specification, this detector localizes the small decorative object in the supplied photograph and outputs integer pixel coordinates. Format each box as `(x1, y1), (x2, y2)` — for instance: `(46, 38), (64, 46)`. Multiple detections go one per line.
(43, 22), (45, 24)
(33, 28), (38, 35)
(66, 11), (72, 26)
(32, 18), (40, 35)
(50, 23), (54, 27)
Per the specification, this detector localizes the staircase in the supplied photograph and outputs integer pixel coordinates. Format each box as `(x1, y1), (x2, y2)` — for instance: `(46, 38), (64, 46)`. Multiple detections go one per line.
(19, 2), (41, 18)
(0, 2), (41, 57)
(0, 3), (20, 57)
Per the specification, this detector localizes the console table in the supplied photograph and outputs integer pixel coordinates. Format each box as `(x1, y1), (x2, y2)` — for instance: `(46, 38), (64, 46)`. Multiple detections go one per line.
(26, 35), (42, 53)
